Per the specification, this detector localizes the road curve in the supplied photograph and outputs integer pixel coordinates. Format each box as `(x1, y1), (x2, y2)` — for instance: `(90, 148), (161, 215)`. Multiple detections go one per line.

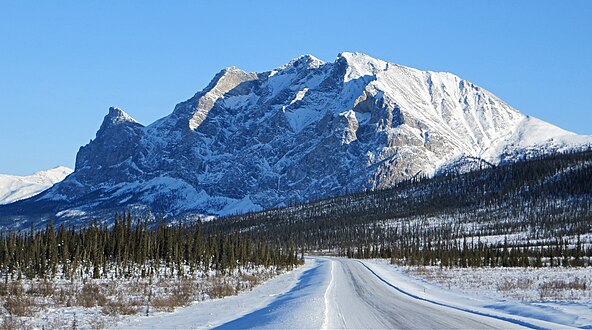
(217, 258), (523, 329)
(324, 258), (520, 329)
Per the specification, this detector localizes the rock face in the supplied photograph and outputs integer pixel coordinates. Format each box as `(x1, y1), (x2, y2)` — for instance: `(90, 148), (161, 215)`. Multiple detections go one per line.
(1, 52), (590, 226)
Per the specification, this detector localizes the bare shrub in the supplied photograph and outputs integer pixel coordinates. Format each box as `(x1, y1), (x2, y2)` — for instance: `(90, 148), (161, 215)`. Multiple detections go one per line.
(103, 282), (117, 297)
(77, 283), (107, 308)
(539, 277), (588, 301)
(41, 315), (70, 330)
(207, 277), (235, 299)
(3, 295), (34, 317)
(88, 318), (105, 330)
(240, 274), (260, 290)
(0, 316), (32, 330)
(150, 295), (177, 312)
(497, 278), (532, 292)
(540, 278), (587, 291)
(128, 281), (147, 295)
(54, 287), (76, 306)
(152, 292), (189, 311)
(150, 279), (194, 312)
(102, 295), (141, 316)
(7, 282), (23, 297)
(497, 278), (514, 292)
(0, 283), (7, 297)
(26, 280), (54, 297)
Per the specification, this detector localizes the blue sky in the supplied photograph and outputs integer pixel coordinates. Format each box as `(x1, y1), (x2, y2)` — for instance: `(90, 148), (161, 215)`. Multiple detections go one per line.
(1, 1), (590, 175)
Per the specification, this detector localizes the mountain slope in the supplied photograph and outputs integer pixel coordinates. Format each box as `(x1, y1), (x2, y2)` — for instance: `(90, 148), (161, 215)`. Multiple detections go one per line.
(205, 149), (592, 256)
(1, 52), (590, 226)
(0, 166), (73, 205)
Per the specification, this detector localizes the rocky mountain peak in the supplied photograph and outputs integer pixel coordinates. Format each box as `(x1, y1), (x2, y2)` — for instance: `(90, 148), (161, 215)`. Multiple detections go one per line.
(282, 54), (325, 71)
(103, 107), (140, 126)
(2, 52), (590, 226)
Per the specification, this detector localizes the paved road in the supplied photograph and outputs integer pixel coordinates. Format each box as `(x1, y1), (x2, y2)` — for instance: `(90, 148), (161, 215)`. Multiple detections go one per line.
(217, 258), (522, 329)
(324, 258), (518, 329)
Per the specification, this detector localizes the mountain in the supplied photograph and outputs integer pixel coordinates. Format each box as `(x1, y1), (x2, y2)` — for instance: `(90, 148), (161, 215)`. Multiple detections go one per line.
(0, 166), (73, 205)
(1, 52), (590, 227)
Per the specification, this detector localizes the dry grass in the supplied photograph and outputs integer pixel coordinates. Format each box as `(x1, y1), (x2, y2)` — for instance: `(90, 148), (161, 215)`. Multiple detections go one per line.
(207, 277), (236, 299)
(0, 266), (287, 328)
(496, 278), (533, 292)
(3, 296), (35, 317)
(102, 294), (141, 316)
(77, 283), (107, 308)
(0, 316), (31, 330)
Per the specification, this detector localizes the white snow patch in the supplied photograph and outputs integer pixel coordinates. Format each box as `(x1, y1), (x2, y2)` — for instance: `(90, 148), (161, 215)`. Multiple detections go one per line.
(0, 166), (73, 204)
(217, 195), (262, 216)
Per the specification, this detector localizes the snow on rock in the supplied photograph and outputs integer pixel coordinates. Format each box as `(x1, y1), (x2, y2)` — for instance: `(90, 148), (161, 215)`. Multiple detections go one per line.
(0, 166), (73, 204)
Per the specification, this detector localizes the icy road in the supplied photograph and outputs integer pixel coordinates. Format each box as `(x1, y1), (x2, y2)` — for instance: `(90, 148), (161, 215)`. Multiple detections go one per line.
(217, 258), (516, 329)
(121, 258), (570, 329)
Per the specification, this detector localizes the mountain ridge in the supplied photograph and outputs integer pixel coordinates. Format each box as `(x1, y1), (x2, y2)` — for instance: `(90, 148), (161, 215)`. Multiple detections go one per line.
(0, 166), (73, 205)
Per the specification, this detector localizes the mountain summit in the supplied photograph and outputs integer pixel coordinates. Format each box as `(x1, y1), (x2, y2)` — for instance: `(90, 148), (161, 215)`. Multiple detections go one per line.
(2, 52), (590, 227)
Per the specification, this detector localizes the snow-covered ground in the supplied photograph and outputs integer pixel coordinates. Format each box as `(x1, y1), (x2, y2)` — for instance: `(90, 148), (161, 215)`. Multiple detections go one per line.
(364, 260), (592, 329)
(403, 265), (592, 302)
(117, 258), (591, 329)
(118, 259), (326, 329)
(0, 265), (294, 329)
(5, 258), (590, 328)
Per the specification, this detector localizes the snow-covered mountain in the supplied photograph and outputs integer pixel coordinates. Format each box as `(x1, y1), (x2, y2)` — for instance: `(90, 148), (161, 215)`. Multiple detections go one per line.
(1, 52), (590, 226)
(0, 166), (73, 205)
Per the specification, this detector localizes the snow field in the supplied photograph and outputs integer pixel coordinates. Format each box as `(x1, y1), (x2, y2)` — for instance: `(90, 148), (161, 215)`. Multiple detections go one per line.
(119, 258), (322, 329)
(363, 259), (592, 329)
(0, 264), (297, 329)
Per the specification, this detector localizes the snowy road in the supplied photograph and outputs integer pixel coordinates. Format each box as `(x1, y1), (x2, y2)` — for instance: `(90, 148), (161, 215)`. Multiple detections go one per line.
(323, 259), (517, 329)
(216, 258), (521, 329)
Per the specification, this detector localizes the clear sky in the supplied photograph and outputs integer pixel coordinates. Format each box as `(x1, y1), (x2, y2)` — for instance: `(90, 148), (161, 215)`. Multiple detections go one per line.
(0, 1), (590, 175)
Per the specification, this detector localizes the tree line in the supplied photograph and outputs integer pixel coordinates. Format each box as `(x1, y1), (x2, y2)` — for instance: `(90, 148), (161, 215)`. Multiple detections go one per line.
(0, 213), (301, 280)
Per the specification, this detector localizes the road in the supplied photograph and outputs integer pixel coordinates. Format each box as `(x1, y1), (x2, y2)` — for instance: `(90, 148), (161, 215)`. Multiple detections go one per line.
(216, 258), (522, 329)
(324, 259), (518, 329)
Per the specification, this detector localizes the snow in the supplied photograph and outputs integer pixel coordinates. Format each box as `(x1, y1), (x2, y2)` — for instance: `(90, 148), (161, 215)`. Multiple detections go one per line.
(338, 52), (388, 83)
(107, 107), (140, 125)
(117, 259), (325, 329)
(216, 195), (262, 217)
(500, 116), (592, 154)
(289, 88), (308, 105)
(110, 258), (592, 329)
(284, 106), (326, 133)
(0, 166), (73, 204)
(363, 259), (592, 329)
